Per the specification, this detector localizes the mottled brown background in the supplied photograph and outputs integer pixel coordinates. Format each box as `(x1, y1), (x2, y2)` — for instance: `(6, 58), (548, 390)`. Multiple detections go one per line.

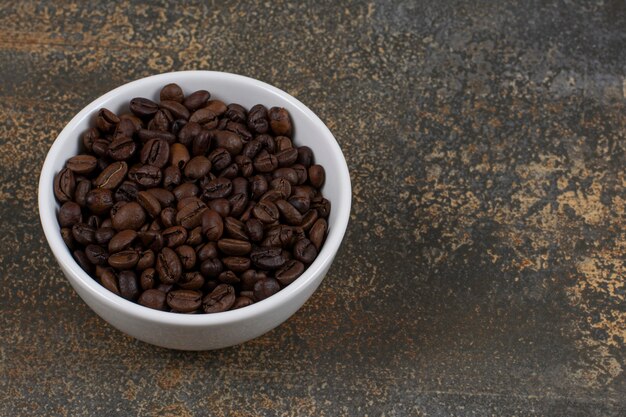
(1, 1), (625, 416)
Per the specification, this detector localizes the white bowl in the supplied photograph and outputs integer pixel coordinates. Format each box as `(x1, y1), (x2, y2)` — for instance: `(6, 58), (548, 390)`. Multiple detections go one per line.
(38, 71), (351, 350)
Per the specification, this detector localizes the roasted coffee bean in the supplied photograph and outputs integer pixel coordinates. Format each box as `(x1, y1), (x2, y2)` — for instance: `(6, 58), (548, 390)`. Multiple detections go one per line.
(218, 270), (240, 284)
(240, 270), (267, 291)
(226, 193), (246, 217)
(74, 179), (91, 208)
(86, 214), (101, 229)
(262, 225), (296, 248)
(176, 198), (207, 229)
(171, 118), (187, 135)
(156, 283), (174, 293)
(254, 277), (281, 301)
(291, 164), (308, 185)
(251, 247), (286, 270)
(260, 189), (284, 202)
(160, 83), (184, 103)
(66, 154), (97, 175)
(201, 177), (232, 200)
(189, 107), (217, 125)
(184, 156), (211, 179)
(100, 268), (120, 295)
(309, 218), (327, 250)
(224, 217), (248, 240)
(107, 136), (136, 161)
(178, 271), (204, 290)
(225, 121), (252, 142)
(270, 178), (292, 199)
(96, 108), (119, 133)
(223, 256), (251, 273)
(205, 199), (228, 218)
(173, 182), (200, 202)
(187, 226), (203, 246)
(94, 227), (115, 246)
(167, 290), (202, 312)
(175, 245), (197, 270)
(137, 249), (155, 270)
(162, 225), (188, 248)
(213, 130), (243, 155)
(232, 296), (254, 309)
(177, 121), (201, 147)
(163, 165), (182, 189)
(202, 284), (236, 313)
(118, 270), (140, 301)
(276, 148), (298, 167)
(242, 139), (263, 159)
(136, 191), (161, 218)
(201, 210), (223, 241)
(138, 289), (167, 310)
(197, 242), (218, 262)
(217, 239), (252, 256)
(232, 155), (252, 178)
(128, 164), (162, 187)
(130, 97), (159, 118)
(219, 163), (239, 179)
(257, 134), (276, 153)
(275, 136), (293, 151)
(85, 244), (109, 266)
(113, 181), (137, 203)
(138, 230), (164, 252)
(148, 108), (173, 131)
(192, 130), (212, 156)
(140, 268), (156, 290)
(184, 90), (211, 111)
(140, 138), (170, 168)
(225, 103), (247, 124)
(54, 168), (75, 203)
(268, 107), (292, 137)
(253, 150), (278, 173)
(245, 219), (264, 242)
(288, 195), (310, 214)
(86, 188), (114, 215)
(313, 198), (331, 218)
(205, 99), (227, 116)
(231, 177), (249, 196)
(275, 199), (303, 225)
(297, 146), (313, 167)
(146, 188), (175, 208)
(208, 148), (232, 171)
(58, 201), (82, 227)
(300, 209), (319, 231)
(82, 127), (99, 153)
(138, 128), (176, 144)
(293, 238), (318, 264)
(108, 229), (137, 253)
(276, 260), (305, 286)
(94, 161), (127, 189)
(111, 202), (146, 231)
(273, 167), (299, 186)
(250, 175), (268, 199)
(61, 227), (75, 249)
(308, 165), (326, 188)
(156, 247), (182, 284)
(200, 258), (223, 278)
(108, 249), (139, 269)
(160, 100), (190, 120)
(247, 104), (269, 134)
(160, 207), (176, 229)
(72, 223), (95, 245)
(253, 200), (279, 224)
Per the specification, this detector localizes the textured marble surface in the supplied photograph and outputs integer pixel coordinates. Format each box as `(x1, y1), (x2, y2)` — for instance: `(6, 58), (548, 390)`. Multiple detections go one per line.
(1, 1), (625, 415)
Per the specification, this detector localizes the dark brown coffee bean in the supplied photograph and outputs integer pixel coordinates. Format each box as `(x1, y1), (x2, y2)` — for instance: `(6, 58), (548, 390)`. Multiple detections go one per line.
(226, 193), (246, 218)
(82, 127), (99, 153)
(108, 229), (137, 253)
(219, 163), (239, 179)
(138, 128), (176, 144)
(130, 97), (159, 118)
(232, 296), (254, 309)
(186, 226), (203, 246)
(108, 249), (139, 269)
(140, 268), (156, 290)
(217, 239), (252, 256)
(297, 146), (313, 167)
(175, 198), (207, 229)
(276, 260), (305, 286)
(250, 175), (268, 199)
(200, 257), (223, 278)
(173, 182), (199, 202)
(139, 138), (170, 168)
(86, 214), (101, 229)
(58, 201), (82, 227)
(160, 207), (177, 229)
(253, 150), (278, 173)
(201, 210), (223, 241)
(230, 177), (248, 196)
(184, 156), (211, 179)
(191, 130), (211, 156)
(54, 168), (75, 203)
(138, 230), (164, 252)
(251, 247), (286, 270)
(156, 247), (182, 284)
(74, 179), (91, 208)
(202, 284), (236, 313)
(225, 121), (252, 142)
(213, 130), (243, 155)
(137, 249), (155, 270)
(84, 188), (112, 215)
(100, 268), (120, 295)
(224, 217), (248, 240)
(156, 283), (174, 293)
(136, 191), (161, 218)
(201, 177), (232, 200)
(96, 108), (119, 133)
(301, 209), (319, 231)
(313, 198), (331, 219)
(257, 134), (276, 153)
(111, 202), (146, 231)
(71, 223), (95, 245)
(222, 103), (245, 123)
(61, 227), (75, 249)
(94, 227), (115, 246)
(160, 83), (184, 103)
(223, 256), (251, 273)
(176, 121), (200, 147)
(178, 271), (204, 290)
(240, 270), (267, 291)
(138, 289), (167, 310)
(247, 104), (269, 134)
(207, 147), (231, 171)
(94, 161), (127, 189)
(85, 244), (109, 266)
(288, 195), (310, 214)
(66, 154), (97, 175)
(204, 199), (228, 218)
(205, 99), (227, 116)
(262, 225), (296, 248)
(275, 199), (303, 225)
(254, 277), (281, 301)
(175, 245), (196, 269)
(163, 165), (182, 189)
(118, 270), (140, 301)
(218, 270), (240, 284)
(270, 178), (292, 199)
(112, 182), (136, 204)
(293, 238), (318, 264)
(184, 90), (211, 111)
(119, 113), (143, 131)
(162, 225), (188, 248)
(197, 242), (218, 262)
(91, 139), (109, 158)
(160, 100), (190, 120)
(260, 189), (284, 202)
(245, 219), (264, 242)
(276, 148), (298, 167)
(128, 164), (162, 187)
(275, 136), (293, 152)
(308, 165), (326, 188)
(148, 108), (173, 131)
(290, 164), (308, 185)
(107, 136), (136, 161)
(242, 139), (263, 159)
(167, 290), (202, 312)
(189, 107), (217, 125)
(309, 218), (327, 250)
(253, 200), (279, 224)
(268, 107), (292, 137)
(142, 189), (173, 209)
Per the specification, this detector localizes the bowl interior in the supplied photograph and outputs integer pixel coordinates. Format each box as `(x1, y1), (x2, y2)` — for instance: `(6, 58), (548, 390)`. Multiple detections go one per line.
(39, 71), (351, 324)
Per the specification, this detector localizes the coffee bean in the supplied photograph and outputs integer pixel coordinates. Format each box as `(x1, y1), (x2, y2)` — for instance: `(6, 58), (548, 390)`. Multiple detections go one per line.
(54, 168), (75, 203)
(240, 270), (267, 291)
(224, 217), (248, 240)
(186, 226), (203, 246)
(178, 271), (205, 290)
(138, 289), (167, 310)
(66, 154), (97, 175)
(130, 97), (159, 118)
(160, 100), (190, 121)
(96, 108), (119, 133)
(291, 164), (308, 185)
(200, 258), (223, 279)
(253, 200), (279, 224)
(82, 127), (99, 153)
(148, 109), (173, 132)
(173, 182), (200, 202)
(189, 107), (217, 125)
(217, 239), (251, 256)
(309, 218), (327, 250)
(100, 268), (120, 295)
(94, 227), (115, 246)
(108, 249), (140, 270)
(253, 150), (278, 173)
(86, 188), (114, 215)
(94, 161), (127, 189)
(276, 148), (298, 167)
(61, 227), (75, 249)
(201, 177), (232, 200)
(297, 146), (313, 167)
(72, 223), (95, 245)
(249, 175), (268, 199)
(254, 277), (281, 301)
(160, 208), (177, 229)
(128, 164), (162, 187)
(276, 260), (305, 286)
(257, 134), (276, 153)
(58, 201), (82, 227)
(262, 225), (296, 248)
(115, 181), (138, 203)
(119, 270), (140, 301)
(213, 130), (243, 155)
(201, 210), (223, 241)
(313, 198), (331, 219)
(202, 284), (235, 313)
(244, 219), (264, 242)
(218, 270), (240, 284)
(163, 165), (182, 189)
(275, 199), (303, 225)
(308, 165), (326, 188)
(137, 249), (155, 270)
(175, 245), (197, 269)
(270, 178), (292, 199)
(74, 179), (91, 207)
(293, 238), (318, 264)
(275, 136), (293, 151)
(138, 128), (176, 144)
(160, 83), (184, 103)
(247, 104), (269, 134)
(136, 191), (162, 218)
(192, 130), (212, 156)
(301, 209), (319, 231)
(225, 121), (252, 142)
(205, 99), (227, 116)
(108, 229), (137, 253)
(85, 244), (109, 266)
(268, 107), (292, 137)
(140, 138), (170, 168)
(166, 290), (201, 313)
(183, 90), (211, 111)
(223, 256), (251, 273)
(140, 268), (157, 290)
(108, 136), (136, 161)
(184, 156), (211, 179)
(111, 202), (146, 231)
(250, 247), (286, 270)
(225, 104), (247, 124)
(156, 247), (182, 284)
(162, 225), (188, 248)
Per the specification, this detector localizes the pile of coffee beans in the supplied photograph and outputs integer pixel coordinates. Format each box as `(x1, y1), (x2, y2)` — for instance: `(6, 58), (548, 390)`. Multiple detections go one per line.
(54, 83), (330, 313)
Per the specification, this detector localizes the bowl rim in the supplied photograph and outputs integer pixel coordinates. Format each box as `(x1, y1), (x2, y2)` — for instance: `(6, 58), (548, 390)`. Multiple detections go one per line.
(38, 70), (351, 326)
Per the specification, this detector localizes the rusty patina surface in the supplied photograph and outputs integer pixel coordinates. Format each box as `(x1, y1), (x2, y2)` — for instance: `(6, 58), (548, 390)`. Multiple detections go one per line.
(0, 1), (624, 415)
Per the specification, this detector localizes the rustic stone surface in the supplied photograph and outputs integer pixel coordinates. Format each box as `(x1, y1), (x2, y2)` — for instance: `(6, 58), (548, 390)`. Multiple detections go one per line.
(0, 1), (625, 415)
